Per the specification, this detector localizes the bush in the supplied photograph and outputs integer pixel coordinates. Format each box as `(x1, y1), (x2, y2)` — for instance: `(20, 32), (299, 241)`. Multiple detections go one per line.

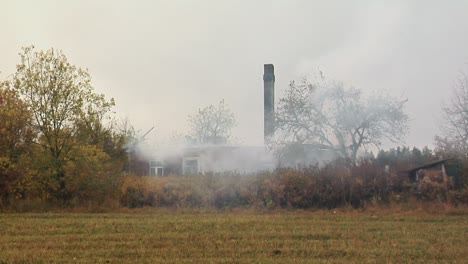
(448, 187), (468, 205)
(212, 176), (249, 208)
(65, 145), (120, 205)
(416, 170), (454, 201)
(116, 160), (467, 210)
(119, 176), (213, 208)
(117, 162), (413, 209)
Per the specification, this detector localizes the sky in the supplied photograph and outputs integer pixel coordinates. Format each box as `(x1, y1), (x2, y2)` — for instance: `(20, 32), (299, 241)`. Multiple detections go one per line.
(2, 0), (468, 149)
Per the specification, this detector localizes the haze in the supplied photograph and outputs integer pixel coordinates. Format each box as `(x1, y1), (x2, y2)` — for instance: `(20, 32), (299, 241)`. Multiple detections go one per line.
(2, 0), (468, 149)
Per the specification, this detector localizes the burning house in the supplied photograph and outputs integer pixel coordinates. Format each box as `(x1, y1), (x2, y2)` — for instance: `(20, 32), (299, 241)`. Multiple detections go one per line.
(128, 64), (332, 176)
(152, 146), (274, 176)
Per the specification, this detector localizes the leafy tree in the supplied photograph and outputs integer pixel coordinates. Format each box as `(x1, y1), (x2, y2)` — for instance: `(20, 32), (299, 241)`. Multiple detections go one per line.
(275, 74), (409, 163)
(75, 114), (135, 171)
(0, 80), (35, 203)
(12, 46), (115, 201)
(435, 70), (468, 157)
(64, 144), (116, 205)
(188, 99), (236, 145)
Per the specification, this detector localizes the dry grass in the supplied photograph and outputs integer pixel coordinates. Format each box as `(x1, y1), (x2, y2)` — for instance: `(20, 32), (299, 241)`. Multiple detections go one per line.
(0, 209), (467, 263)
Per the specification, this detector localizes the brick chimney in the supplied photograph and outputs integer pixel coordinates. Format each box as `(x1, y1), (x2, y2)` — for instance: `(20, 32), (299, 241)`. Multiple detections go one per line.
(263, 64), (275, 144)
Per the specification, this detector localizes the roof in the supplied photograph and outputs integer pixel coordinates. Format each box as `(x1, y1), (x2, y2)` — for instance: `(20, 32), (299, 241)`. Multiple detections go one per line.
(404, 158), (453, 174)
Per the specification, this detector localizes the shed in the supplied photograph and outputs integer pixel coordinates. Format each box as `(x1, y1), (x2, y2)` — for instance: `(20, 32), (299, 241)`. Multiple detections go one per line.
(404, 158), (462, 187)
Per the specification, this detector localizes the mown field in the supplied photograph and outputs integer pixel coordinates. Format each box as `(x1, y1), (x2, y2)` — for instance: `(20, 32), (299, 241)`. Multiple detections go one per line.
(0, 209), (467, 263)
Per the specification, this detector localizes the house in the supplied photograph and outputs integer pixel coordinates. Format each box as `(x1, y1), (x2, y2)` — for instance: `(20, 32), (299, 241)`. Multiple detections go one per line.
(128, 64), (335, 176)
(147, 145), (275, 176)
(143, 143), (335, 176)
(404, 158), (463, 188)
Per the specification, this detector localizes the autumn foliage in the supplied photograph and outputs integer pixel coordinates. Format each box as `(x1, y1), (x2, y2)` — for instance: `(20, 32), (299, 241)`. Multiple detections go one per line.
(1, 46), (468, 211)
(118, 160), (468, 210)
(0, 47), (128, 208)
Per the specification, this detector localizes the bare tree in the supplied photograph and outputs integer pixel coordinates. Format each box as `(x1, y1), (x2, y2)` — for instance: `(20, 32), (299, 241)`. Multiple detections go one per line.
(275, 74), (409, 163)
(188, 99), (236, 145)
(435, 70), (468, 157)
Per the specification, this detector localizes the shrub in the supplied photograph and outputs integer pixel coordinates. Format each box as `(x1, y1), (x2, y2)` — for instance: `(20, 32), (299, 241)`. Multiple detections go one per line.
(416, 170), (454, 201)
(118, 161), (466, 209)
(119, 176), (213, 208)
(212, 176), (249, 208)
(448, 187), (468, 205)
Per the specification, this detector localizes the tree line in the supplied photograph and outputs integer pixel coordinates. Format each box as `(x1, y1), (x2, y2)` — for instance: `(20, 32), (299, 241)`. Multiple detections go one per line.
(1, 46), (468, 208)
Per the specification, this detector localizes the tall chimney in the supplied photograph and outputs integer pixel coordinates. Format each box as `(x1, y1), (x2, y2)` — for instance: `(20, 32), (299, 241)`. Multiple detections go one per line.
(263, 64), (275, 144)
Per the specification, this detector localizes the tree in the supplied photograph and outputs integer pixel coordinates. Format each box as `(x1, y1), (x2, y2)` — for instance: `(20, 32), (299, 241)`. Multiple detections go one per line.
(435, 70), (468, 157)
(275, 74), (409, 163)
(375, 146), (434, 173)
(0, 80), (35, 203)
(12, 46), (115, 200)
(0, 81), (34, 159)
(188, 99), (236, 145)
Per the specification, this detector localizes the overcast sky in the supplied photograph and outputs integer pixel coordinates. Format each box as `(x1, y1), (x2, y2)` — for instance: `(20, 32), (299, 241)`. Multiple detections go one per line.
(2, 0), (468, 149)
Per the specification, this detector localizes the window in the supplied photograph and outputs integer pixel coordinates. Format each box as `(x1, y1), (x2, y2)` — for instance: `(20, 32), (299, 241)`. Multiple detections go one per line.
(149, 159), (164, 176)
(183, 157), (201, 175)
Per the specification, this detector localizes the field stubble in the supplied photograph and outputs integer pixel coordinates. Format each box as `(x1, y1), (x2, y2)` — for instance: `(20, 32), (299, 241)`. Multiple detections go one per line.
(0, 209), (467, 263)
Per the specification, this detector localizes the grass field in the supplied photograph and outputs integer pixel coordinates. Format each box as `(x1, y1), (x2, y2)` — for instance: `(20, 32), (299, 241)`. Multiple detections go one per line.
(0, 209), (467, 263)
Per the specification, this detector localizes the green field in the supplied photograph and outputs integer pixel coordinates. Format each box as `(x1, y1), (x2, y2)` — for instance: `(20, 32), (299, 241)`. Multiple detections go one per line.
(0, 210), (467, 263)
